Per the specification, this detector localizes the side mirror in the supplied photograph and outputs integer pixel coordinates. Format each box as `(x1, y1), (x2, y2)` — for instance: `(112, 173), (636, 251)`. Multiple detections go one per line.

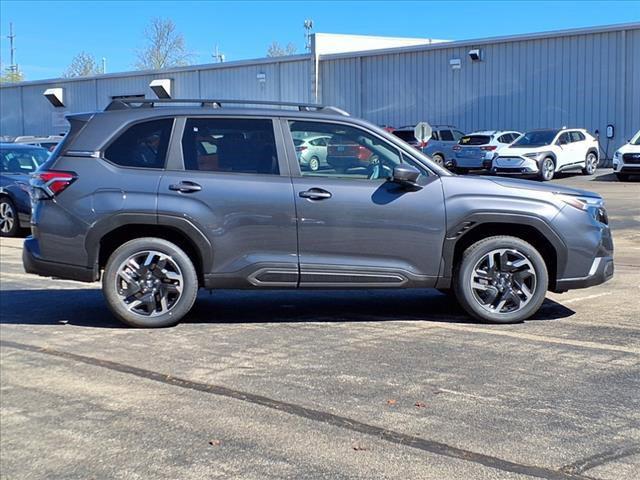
(391, 164), (421, 189)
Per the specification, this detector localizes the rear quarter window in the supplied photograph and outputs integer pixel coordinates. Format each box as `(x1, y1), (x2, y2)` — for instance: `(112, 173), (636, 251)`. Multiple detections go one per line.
(104, 119), (173, 169)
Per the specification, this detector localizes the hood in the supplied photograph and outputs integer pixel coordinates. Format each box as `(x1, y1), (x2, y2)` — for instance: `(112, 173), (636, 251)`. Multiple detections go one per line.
(616, 143), (640, 154)
(487, 176), (600, 198)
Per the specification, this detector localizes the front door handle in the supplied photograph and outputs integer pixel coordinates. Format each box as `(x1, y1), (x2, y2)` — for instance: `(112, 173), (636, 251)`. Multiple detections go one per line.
(169, 181), (202, 193)
(299, 188), (332, 200)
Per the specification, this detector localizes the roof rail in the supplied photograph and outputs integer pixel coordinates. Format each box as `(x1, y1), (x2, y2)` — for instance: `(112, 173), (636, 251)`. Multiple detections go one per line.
(104, 98), (350, 116)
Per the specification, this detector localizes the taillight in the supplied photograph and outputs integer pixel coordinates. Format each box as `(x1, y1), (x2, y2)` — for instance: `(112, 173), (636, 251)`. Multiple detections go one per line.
(357, 145), (370, 160)
(480, 146), (497, 151)
(31, 171), (77, 197)
(296, 146), (308, 152)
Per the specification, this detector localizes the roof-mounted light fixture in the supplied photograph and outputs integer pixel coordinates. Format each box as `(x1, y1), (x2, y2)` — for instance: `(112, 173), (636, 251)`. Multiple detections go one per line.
(149, 78), (172, 99)
(43, 88), (65, 107)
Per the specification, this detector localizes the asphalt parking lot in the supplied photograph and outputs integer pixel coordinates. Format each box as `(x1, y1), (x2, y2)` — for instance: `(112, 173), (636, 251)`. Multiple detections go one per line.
(1, 170), (639, 480)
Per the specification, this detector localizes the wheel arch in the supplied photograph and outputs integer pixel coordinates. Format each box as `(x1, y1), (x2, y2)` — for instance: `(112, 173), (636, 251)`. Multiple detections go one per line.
(438, 214), (566, 291)
(86, 214), (212, 285)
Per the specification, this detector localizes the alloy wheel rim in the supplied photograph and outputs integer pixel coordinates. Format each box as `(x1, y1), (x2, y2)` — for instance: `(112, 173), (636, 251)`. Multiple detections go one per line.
(0, 202), (15, 233)
(587, 154), (597, 173)
(543, 159), (554, 179)
(469, 248), (537, 315)
(309, 157), (319, 171)
(115, 250), (184, 317)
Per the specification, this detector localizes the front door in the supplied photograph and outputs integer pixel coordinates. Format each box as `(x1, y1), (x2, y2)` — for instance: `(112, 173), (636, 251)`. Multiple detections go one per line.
(284, 119), (446, 288)
(158, 116), (299, 288)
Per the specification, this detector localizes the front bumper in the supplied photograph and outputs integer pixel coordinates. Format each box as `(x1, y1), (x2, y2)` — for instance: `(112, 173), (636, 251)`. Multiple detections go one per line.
(555, 256), (614, 290)
(491, 156), (539, 175)
(23, 236), (97, 283)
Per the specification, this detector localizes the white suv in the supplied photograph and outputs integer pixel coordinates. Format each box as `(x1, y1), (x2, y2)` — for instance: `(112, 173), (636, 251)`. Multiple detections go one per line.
(493, 128), (599, 181)
(612, 130), (640, 181)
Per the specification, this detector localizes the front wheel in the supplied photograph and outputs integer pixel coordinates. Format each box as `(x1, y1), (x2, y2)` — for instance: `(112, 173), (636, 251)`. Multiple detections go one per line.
(102, 238), (198, 328)
(308, 156), (320, 171)
(453, 236), (548, 324)
(538, 157), (555, 181)
(582, 152), (598, 175)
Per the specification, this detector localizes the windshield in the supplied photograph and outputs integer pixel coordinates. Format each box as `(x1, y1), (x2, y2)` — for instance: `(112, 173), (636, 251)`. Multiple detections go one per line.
(632, 131), (640, 145)
(0, 147), (49, 174)
(512, 130), (558, 147)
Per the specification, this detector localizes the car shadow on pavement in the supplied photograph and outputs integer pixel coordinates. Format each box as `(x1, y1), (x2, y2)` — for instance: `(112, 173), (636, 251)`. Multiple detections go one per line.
(0, 288), (575, 328)
(591, 171), (639, 182)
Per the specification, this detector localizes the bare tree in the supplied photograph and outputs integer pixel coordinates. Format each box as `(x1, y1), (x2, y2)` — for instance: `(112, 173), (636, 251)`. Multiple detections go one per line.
(266, 41), (297, 57)
(135, 18), (193, 70)
(63, 52), (101, 77)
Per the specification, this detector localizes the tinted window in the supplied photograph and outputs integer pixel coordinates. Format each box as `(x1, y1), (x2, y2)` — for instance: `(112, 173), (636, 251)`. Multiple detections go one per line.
(289, 120), (426, 180)
(460, 135), (492, 145)
(392, 130), (416, 142)
(558, 132), (571, 145)
(105, 119), (173, 168)
(512, 130), (559, 147)
(182, 118), (279, 175)
(439, 130), (454, 141)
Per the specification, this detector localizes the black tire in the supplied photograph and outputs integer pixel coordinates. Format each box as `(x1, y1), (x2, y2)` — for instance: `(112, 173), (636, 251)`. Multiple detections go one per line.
(432, 154), (445, 166)
(102, 237), (198, 328)
(582, 152), (598, 175)
(615, 172), (629, 181)
(308, 156), (320, 171)
(453, 236), (548, 324)
(538, 157), (555, 181)
(0, 197), (20, 237)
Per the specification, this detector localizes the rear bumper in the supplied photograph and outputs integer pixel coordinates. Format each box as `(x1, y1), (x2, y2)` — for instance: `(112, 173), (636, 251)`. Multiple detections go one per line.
(555, 256), (614, 291)
(23, 236), (97, 283)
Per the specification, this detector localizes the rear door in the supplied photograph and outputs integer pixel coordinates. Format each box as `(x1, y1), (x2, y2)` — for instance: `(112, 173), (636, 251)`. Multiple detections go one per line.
(158, 116), (299, 288)
(283, 119), (446, 287)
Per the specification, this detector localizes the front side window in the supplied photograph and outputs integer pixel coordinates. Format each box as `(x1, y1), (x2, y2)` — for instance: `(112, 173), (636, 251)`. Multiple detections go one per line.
(570, 131), (585, 142)
(182, 118), (279, 175)
(289, 120), (426, 180)
(104, 119), (173, 168)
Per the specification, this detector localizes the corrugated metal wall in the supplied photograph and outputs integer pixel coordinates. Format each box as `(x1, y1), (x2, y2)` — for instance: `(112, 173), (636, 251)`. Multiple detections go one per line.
(0, 57), (310, 137)
(319, 25), (640, 153)
(1, 25), (637, 154)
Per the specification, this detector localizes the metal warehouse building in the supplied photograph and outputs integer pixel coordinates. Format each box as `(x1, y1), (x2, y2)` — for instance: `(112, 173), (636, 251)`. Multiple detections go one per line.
(1, 22), (638, 157)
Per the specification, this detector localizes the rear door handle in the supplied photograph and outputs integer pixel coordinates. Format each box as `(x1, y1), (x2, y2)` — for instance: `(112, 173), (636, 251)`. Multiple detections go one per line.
(169, 181), (202, 193)
(299, 188), (332, 200)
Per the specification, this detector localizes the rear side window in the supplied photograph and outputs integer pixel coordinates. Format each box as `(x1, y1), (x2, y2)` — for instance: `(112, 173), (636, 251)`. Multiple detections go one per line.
(460, 135), (492, 145)
(570, 131), (585, 142)
(104, 119), (173, 168)
(182, 118), (279, 175)
(439, 130), (454, 141)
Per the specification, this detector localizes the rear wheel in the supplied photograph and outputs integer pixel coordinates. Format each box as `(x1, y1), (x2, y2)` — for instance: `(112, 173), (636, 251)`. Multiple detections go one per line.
(538, 157), (555, 181)
(453, 236), (548, 324)
(582, 152), (598, 175)
(102, 238), (198, 328)
(0, 197), (19, 237)
(615, 172), (629, 181)
(432, 154), (445, 167)
(308, 156), (320, 171)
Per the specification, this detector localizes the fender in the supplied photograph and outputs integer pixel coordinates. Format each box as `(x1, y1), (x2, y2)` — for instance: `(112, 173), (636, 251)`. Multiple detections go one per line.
(84, 213), (213, 273)
(436, 212), (567, 288)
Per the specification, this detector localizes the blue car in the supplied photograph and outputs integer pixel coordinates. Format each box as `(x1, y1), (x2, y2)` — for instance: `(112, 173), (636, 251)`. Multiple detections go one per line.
(0, 143), (49, 236)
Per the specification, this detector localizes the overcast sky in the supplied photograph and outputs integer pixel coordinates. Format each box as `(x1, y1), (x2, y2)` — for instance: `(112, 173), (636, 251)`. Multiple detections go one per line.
(1, 0), (638, 81)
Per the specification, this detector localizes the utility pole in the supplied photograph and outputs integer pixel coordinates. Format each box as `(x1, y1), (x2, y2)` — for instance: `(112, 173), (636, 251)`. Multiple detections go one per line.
(212, 45), (225, 63)
(102, 57), (106, 74)
(304, 19), (313, 52)
(7, 22), (17, 74)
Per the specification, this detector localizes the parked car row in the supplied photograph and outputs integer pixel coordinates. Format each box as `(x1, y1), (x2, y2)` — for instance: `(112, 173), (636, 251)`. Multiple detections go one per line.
(0, 135), (64, 152)
(387, 123), (619, 182)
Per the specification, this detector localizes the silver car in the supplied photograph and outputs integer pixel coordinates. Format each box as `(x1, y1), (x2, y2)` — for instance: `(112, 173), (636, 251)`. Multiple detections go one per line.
(453, 130), (521, 172)
(293, 134), (331, 171)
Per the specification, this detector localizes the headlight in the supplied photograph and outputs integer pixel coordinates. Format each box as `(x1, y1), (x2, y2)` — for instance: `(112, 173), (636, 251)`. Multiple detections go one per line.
(554, 193), (607, 224)
(523, 152), (540, 158)
(614, 151), (621, 159)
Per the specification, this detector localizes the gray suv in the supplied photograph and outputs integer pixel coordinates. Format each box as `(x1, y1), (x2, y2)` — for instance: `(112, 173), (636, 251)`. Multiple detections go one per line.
(24, 99), (614, 328)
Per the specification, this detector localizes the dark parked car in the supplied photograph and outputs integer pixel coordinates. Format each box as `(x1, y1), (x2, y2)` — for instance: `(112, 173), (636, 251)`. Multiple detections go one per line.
(24, 99), (613, 328)
(1, 143), (49, 237)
